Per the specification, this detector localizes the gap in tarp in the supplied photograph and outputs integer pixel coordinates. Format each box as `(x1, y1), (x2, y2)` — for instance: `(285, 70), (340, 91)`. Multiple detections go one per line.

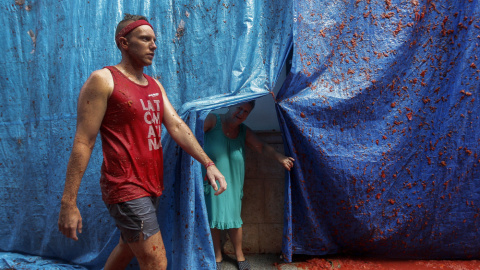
(279, 0), (480, 262)
(0, 0), (292, 269)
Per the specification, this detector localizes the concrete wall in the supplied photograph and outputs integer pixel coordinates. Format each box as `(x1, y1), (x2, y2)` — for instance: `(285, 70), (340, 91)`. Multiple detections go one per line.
(222, 131), (286, 254)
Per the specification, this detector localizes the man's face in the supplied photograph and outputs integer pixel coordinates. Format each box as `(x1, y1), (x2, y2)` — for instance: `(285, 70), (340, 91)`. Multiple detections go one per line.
(124, 25), (157, 66)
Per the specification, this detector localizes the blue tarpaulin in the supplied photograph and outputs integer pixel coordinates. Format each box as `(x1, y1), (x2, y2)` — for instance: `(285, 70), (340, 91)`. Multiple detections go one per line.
(0, 1), (290, 269)
(279, 0), (480, 262)
(2, 0), (480, 269)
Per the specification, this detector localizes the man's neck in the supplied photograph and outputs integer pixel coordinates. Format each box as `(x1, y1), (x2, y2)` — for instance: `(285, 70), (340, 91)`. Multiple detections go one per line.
(115, 61), (146, 83)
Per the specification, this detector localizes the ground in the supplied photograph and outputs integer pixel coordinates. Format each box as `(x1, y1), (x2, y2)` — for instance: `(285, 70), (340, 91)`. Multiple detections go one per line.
(220, 253), (480, 270)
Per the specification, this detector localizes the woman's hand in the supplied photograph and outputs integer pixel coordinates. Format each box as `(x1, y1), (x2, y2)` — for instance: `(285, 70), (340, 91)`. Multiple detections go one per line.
(279, 156), (295, 171)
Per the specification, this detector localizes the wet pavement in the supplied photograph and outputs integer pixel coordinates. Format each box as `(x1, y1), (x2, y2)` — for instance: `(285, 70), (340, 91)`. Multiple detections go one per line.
(220, 253), (480, 270)
(219, 253), (282, 269)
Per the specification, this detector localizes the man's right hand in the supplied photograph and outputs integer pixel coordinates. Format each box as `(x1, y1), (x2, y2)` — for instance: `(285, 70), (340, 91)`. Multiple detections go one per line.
(58, 203), (83, 241)
(205, 165), (227, 196)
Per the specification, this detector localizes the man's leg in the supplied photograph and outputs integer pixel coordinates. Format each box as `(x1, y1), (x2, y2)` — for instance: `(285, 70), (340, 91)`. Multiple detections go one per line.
(227, 227), (245, 261)
(211, 228), (223, 262)
(105, 197), (164, 270)
(104, 237), (135, 270)
(127, 231), (167, 270)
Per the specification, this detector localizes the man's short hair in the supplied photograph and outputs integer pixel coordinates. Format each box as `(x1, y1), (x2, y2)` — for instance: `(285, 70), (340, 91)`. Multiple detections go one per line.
(115, 14), (149, 48)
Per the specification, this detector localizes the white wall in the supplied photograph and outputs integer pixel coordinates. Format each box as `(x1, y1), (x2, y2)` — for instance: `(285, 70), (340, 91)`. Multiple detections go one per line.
(212, 63), (287, 131)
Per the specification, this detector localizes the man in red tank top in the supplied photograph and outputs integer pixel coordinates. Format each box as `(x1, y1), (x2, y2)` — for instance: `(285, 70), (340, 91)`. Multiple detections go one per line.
(57, 14), (226, 270)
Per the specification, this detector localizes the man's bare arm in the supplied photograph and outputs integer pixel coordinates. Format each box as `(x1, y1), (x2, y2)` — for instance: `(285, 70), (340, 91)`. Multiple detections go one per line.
(58, 69), (112, 240)
(156, 80), (227, 195)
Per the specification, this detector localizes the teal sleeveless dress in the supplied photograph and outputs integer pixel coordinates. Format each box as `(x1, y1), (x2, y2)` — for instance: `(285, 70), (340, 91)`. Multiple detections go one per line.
(203, 114), (246, 229)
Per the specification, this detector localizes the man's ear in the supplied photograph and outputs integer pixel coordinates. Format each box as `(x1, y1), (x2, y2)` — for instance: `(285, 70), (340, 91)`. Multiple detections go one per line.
(119, 37), (128, 50)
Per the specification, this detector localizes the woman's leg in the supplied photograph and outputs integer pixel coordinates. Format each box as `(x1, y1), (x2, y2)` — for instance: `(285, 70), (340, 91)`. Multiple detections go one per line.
(227, 227), (245, 261)
(211, 228), (223, 262)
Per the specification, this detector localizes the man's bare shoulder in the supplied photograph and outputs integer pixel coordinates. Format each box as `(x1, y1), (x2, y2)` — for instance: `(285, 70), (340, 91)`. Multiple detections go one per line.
(152, 77), (166, 91)
(82, 68), (114, 95)
(88, 68), (113, 85)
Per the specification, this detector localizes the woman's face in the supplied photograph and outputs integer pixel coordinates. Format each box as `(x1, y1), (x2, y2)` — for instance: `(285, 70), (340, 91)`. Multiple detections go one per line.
(226, 103), (254, 125)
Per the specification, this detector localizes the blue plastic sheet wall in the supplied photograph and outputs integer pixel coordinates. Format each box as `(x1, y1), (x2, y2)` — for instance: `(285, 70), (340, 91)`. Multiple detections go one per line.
(0, 1), (291, 269)
(279, 0), (480, 262)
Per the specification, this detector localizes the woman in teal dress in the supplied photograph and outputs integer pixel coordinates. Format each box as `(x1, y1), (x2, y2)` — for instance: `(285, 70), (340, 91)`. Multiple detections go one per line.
(202, 101), (294, 270)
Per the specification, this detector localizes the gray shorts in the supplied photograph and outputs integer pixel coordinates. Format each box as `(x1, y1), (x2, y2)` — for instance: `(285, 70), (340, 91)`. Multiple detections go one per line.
(106, 196), (160, 243)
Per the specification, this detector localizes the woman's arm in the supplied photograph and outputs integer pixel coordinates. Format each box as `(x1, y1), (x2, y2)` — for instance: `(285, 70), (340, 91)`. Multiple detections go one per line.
(203, 113), (217, 132)
(245, 127), (294, 171)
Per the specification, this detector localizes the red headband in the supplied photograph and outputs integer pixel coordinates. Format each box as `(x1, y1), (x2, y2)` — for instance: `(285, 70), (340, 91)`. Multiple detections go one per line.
(115, 20), (153, 44)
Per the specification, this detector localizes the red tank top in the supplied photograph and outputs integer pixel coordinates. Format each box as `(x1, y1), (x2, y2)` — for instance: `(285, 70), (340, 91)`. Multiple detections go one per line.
(100, 66), (164, 204)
